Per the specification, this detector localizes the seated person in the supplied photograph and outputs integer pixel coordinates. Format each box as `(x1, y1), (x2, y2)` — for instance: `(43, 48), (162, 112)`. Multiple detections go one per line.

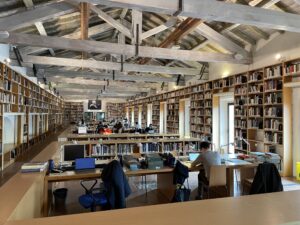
(145, 124), (154, 133)
(134, 122), (141, 133)
(114, 121), (123, 133)
(191, 141), (221, 199)
(96, 121), (104, 133)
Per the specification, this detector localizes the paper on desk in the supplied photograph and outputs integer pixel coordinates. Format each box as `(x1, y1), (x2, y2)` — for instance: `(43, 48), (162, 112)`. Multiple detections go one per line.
(280, 222), (300, 225)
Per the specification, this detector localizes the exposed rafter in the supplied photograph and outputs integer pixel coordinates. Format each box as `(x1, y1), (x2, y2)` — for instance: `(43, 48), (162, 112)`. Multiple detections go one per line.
(70, 0), (300, 33)
(0, 2), (76, 31)
(36, 69), (177, 83)
(23, 0), (55, 56)
(0, 33), (250, 64)
(141, 17), (177, 40)
(89, 4), (132, 38)
(22, 55), (206, 75)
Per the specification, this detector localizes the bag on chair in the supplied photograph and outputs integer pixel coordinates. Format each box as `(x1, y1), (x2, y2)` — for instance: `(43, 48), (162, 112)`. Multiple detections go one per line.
(172, 184), (191, 202)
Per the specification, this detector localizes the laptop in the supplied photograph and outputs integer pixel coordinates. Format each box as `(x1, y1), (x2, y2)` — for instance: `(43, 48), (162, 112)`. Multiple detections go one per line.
(75, 158), (96, 172)
(189, 153), (200, 162)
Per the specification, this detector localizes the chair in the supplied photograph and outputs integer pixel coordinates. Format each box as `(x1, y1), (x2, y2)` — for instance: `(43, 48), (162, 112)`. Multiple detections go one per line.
(249, 162), (283, 194)
(200, 165), (228, 199)
(78, 179), (108, 212)
(240, 167), (256, 195)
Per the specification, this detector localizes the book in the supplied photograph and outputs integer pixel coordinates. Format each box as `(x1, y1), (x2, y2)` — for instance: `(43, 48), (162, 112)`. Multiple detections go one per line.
(21, 162), (48, 173)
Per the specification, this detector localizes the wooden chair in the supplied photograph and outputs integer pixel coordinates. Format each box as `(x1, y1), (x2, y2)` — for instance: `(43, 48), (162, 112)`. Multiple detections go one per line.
(202, 165), (228, 199)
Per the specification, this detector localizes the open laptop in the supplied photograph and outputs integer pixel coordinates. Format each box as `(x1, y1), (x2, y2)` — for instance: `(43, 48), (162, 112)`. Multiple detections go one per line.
(75, 158), (96, 172)
(189, 153), (200, 162)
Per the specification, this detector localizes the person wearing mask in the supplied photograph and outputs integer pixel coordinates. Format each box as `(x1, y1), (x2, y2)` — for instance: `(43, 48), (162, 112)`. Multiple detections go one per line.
(191, 141), (221, 199)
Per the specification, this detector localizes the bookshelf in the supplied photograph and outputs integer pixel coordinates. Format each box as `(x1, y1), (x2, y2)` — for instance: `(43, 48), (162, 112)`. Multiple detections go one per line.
(106, 103), (125, 121)
(151, 95), (161, 132)
(190, 84), (205, 139)
(0, 62), (64, 170)
(167, 96), (179, 134)
(234, 73), (248, 153)
(263, 64), (283, 153)
(64, 102), (84, 124)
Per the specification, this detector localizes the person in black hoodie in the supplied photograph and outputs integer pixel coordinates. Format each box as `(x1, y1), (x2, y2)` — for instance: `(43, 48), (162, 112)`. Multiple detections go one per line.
(250, 162), (283, 195)
(101, 160), (131, 209)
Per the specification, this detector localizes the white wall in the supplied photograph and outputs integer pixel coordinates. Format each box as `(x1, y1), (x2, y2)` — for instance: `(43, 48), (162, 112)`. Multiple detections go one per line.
(292, 88), (300, 176)
(209, 32), (300, 80)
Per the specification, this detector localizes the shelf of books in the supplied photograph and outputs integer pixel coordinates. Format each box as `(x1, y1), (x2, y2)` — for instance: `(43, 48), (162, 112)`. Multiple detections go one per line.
(141, 102), (147, 128)
(0, 62), (64, 170)
(234, 73), (249, 153)
(263, 64), (283, 155)
(106, 103), (125, 121)
(190, 84), (205, 139)
(64, 102), (84, 124)
(167, 97), (179, 133)
(151, 95), (161, 132)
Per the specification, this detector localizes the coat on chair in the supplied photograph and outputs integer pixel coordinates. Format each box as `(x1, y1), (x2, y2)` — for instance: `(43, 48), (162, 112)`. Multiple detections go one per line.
(250, 162), (283, 195)
(101, 160), (131, 209)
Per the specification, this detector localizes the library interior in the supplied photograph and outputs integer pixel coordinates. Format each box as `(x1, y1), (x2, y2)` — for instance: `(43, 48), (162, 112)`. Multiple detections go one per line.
(2, 1), (300, 225)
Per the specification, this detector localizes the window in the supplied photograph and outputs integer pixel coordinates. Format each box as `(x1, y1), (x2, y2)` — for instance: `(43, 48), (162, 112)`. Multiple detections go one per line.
(228, 103), (235, 154)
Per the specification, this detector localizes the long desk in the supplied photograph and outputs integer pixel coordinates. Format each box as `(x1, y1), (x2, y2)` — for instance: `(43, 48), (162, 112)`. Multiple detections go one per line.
(6, 190), (300, 225)
(43, 167), (175, 216)
(43, 159), (258, 216)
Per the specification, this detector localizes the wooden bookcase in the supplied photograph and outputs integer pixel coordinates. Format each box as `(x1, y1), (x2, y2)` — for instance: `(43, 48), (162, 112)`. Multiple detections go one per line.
(0, 62), (64, 170)
(117, 58), (300, 176)
(106, 102), (125, 121)
(64, 102), (84, 124)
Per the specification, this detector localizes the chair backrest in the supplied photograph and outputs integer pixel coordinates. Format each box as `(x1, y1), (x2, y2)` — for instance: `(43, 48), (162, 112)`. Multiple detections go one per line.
(209, 165), (227, 187)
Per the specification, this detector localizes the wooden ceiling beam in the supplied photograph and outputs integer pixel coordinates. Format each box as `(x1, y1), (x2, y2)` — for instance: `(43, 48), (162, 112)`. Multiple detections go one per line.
(90, 4), (132, 38)
(39, 69), (177, 83)
(139, 17), (203, 64)
(0, 33), (250, 64)
(22, 55), (205, 75)
(80, 2), (90, 59)
(0, 2), (76, 31)
(71, 0), (300, 33)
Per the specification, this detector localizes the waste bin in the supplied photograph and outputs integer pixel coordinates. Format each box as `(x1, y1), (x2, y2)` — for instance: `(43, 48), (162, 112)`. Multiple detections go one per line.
(53, 188), (68, 210)
(296, 162), (300, 181)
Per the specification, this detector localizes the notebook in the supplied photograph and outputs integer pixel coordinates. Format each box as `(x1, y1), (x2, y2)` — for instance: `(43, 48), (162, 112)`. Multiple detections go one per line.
(75, 158), (95, 170)
(189, 153), (200, 162)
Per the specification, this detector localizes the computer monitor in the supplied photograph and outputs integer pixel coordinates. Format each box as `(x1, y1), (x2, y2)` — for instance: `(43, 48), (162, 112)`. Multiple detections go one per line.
(78, 126), (87, 134)
(63, 145), (86, 161)
(189, 153), (200, 161)
(96, 112), (105, 121)
(75, 158), (95, 170)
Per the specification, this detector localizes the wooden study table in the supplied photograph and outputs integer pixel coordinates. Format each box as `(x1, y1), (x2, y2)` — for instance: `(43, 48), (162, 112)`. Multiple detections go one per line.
(7, 190), (300, 225)
(43, 167), (175, 216)
(43, 158), (257, 216)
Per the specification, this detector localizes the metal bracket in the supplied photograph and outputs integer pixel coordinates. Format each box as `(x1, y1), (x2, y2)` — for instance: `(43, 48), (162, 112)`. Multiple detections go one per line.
(176, 74), (181, 85)
(121, 55), (124, 72)
(135, 24), (139, 56)
(173, 0), (183, 17)
(13, 47), (23, 67)
(112, 70), (115, 80)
